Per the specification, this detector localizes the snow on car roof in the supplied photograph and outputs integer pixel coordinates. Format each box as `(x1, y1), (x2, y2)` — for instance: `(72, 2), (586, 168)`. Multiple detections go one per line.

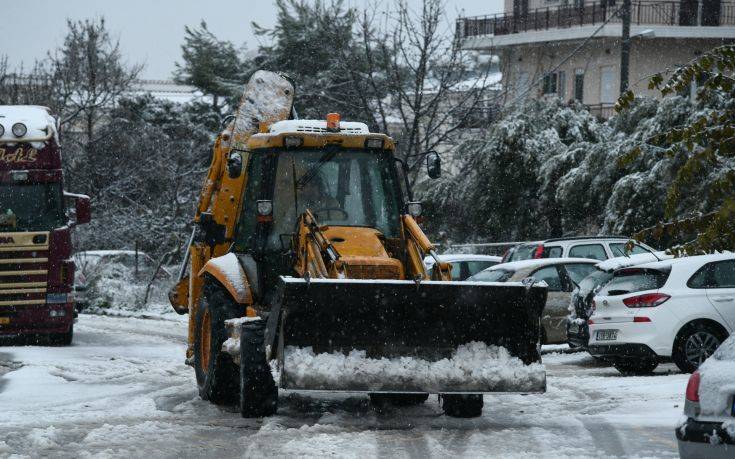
(424, 254), (502, 267)
(488, 257), (597, 271)
(631, 252), (734, 271)
(595, 251), (672, 272)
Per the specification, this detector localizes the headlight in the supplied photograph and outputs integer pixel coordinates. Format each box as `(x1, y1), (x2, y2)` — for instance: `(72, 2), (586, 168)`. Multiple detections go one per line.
(407, 201), (423, 217)
(365, 137), (384, 149)
(12, 122), (27, 138)
(284, 136), (303, 148)
(257, 200), (273, 216)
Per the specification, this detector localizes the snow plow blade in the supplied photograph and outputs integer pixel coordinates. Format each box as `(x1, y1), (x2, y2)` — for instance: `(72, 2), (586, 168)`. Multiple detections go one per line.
(270, 277), (547, 394)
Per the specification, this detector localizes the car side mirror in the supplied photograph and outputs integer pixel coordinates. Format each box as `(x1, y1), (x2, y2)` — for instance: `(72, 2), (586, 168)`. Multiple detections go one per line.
(64, 192), (91, 226)
(227, 152), (243, 179)
(426, 151), (441, 179)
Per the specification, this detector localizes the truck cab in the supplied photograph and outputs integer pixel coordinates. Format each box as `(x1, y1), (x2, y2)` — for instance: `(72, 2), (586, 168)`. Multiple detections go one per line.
(0, 105), (90, 344)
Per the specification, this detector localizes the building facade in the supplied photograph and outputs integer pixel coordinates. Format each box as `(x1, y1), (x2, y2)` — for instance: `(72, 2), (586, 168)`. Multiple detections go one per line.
(457, 0), (735, 117)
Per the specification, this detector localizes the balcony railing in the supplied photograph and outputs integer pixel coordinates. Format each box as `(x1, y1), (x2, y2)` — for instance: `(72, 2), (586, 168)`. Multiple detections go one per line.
(457, 0), (735, 38)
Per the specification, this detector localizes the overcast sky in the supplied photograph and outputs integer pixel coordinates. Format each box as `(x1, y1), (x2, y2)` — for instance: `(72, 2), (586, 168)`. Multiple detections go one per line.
(3, 0), (503, 79)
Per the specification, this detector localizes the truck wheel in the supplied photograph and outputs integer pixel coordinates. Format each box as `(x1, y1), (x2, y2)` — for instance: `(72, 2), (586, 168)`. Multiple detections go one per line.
(441, 394), (483, 418)
(240, 319), (278, 417)
(50, 324), (73, 346)
(369, 393), (429, 408)
(613, 359), (658, 375)
(193, 281), (240, 405)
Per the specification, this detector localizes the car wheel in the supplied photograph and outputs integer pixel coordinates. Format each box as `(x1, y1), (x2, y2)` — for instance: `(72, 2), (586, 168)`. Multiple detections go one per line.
(672, 322), (725, 373)
(613, 359), (658, 375)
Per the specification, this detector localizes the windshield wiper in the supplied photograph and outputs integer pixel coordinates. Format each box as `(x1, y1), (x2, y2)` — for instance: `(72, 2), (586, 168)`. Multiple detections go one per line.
(295, 145), (339, 190)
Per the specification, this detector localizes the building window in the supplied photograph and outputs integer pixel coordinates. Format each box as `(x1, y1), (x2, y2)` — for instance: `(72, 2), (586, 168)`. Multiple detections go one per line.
(574, 69), (584, 102)
(542, 71), (566, 98)
(600, 65), (616, 104)
(542, 73), (558, 95)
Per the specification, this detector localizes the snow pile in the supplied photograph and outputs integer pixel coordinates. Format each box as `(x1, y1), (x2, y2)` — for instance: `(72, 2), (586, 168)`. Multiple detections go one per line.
(697, 337), (735, 415)
(283, 342), (545, 392)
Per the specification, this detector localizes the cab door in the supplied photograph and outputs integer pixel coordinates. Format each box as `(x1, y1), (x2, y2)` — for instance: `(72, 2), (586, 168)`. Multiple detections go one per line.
(706, 260), (735, 330)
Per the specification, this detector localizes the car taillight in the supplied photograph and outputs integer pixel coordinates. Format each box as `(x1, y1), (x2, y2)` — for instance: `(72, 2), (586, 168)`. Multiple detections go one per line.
(588, 319), (595, 325)
(533, 245), (544, 259)
(685, 371), (700, 402)
(623, 293), (670, 308)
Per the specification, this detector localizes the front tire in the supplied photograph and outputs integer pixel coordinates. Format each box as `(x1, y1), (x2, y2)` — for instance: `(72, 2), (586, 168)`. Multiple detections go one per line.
(441, 394), (483, 418)
(50, 324), (73, 346)
(672, 322), (725, 373)
(193, 279), (241, 405)
(240, 319), (278, 417)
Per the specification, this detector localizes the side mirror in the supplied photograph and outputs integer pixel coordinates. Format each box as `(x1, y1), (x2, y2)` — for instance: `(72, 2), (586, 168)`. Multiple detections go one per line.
(75, 196), (91, 224)
(227, 152), (243, 178)
(426, 151), (441, 179)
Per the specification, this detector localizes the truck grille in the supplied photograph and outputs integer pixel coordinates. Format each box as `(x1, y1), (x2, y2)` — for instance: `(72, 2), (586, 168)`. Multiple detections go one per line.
(0, 231), (49, 308)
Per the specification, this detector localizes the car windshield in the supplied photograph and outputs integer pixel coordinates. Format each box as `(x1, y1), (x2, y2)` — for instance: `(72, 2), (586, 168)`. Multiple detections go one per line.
(0, 183), (65, 231)
(469, 268), (514, 282)
(609, 242), (651, 257)
(508, 244), (538, 261)
(578, 269), (613, 296)
(600, 268), (669, 296)
(235, 149), (402, 251)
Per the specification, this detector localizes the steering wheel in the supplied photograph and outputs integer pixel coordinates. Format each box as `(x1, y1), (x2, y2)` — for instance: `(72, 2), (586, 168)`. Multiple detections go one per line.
(312, 207), (348, 221)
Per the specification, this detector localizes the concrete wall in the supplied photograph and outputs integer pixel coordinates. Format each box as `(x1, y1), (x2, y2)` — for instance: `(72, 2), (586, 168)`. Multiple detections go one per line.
(501, 37), (732, 106)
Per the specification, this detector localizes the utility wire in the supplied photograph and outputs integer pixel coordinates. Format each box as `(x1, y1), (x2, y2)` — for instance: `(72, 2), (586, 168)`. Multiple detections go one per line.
(501, 2), (626, 112)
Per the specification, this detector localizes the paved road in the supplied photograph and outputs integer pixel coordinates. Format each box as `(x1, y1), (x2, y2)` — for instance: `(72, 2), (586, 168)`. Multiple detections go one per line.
(0, 315), (684, 458)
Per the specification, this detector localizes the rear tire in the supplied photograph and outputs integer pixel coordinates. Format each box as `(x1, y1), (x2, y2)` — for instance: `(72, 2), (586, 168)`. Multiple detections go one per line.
(441, 394), (483, 418)
(672, 322), (726, 373)
(613, 359), (658, 375)
(193, 280), (241, 405)
(240, 319), (278, 418)
(369, 393), (429, 408)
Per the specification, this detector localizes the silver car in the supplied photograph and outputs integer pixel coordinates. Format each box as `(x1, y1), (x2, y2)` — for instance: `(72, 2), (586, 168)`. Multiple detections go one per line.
(468, 258), (598, 344)
(677, 333), (735, 457)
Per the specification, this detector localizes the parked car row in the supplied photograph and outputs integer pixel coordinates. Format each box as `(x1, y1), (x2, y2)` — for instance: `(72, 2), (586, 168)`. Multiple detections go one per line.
(438, 238), (733, 377)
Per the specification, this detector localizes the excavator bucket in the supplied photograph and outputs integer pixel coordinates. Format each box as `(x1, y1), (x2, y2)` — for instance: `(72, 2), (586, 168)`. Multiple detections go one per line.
(269, 277), (548, 394)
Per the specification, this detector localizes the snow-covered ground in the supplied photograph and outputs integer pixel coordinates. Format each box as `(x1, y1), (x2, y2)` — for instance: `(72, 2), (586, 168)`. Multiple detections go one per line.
(0, 314), (686, 458)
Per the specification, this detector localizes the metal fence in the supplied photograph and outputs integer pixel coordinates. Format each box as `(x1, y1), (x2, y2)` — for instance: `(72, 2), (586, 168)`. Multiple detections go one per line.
(457, 1), (735, 38)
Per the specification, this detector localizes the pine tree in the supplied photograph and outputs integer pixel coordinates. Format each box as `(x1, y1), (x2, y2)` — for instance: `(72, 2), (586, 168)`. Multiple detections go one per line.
(174, 21), (245, 115)
(616, 45), (735, 254)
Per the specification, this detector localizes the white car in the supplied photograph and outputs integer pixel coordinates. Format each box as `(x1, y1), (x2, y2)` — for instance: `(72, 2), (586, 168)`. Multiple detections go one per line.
(588, 253), (735, 375)
(503, 236), (656, 262)
(677, 334), (735, 457)
(423, 254), (501, 281)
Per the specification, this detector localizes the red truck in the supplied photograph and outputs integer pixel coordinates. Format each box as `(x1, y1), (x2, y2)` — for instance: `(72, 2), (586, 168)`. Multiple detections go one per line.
(0, 105), (90, 344)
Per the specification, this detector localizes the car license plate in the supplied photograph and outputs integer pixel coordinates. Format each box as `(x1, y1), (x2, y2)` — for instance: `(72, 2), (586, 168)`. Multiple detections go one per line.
(0, 317), (10, 325)
(596, 329), (618, 341)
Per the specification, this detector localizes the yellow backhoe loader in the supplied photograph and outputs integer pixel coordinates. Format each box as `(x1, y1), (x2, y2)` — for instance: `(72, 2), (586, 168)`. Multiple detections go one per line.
(170, 71), (547, 418)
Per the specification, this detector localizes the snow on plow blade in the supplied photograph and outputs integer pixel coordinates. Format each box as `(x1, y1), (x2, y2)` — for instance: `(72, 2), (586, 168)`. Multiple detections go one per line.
(270, 277), (547, 394)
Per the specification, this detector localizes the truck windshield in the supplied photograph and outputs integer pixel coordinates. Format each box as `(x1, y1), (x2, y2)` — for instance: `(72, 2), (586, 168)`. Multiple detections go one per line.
(236, 149), (402, 251)
(0, 183), (65, 231)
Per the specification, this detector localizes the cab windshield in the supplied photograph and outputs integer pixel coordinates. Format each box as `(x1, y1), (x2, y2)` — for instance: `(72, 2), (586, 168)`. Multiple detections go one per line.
(0, 183), (65, 231)
(236, 149), (402, 251)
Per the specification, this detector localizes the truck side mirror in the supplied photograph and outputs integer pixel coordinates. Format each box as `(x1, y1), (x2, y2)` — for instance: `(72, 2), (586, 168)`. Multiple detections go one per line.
(75, 196), (91, 224)
(426, 151), (441, 179)
(227, 152), (243, 179)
